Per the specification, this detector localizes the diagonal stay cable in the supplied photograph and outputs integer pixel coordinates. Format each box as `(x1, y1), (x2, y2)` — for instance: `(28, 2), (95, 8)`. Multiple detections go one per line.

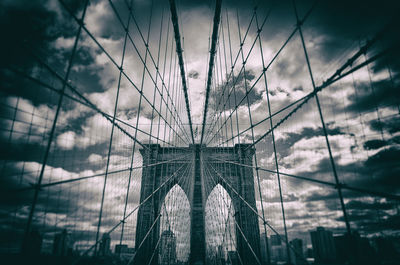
(108, 0), (192, 144)
(7, 66), (173, 147)
(119, 0), (191, 143)
(70, 162), (190, 264)
(145, 228), (162, 265)
(9, 66), (179, 149)
(206, 162), (261, 265)
(22, 0), (90, 243)
(207, 0), (319, 144)
(127, 213), (162, 265)
(204, 159), (280, 236)
(58, 0), (189, 146)
(204, 1), (319, 145)
(208, 156), (400, 201)
(13, 156), (188, 192)
(214, 37), (395, 147)
(203, 3), (274, 143)
(17, 47), (151, 149)
(126, 162), (192, 265)
(205, 159), (312, 264)
(247, 44), (394, 150)
(215, 94), (307, 146)
(204, 7), (263, 143)
(243, 16), (398, 149)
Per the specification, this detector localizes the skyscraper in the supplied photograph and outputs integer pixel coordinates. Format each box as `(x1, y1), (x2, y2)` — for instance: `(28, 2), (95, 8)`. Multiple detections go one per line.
(310, 227), (336, 263)
(270, 234), (281, 246)
(269, 234), (286, 263)
(160, 230), (177, 265)
(53, 229), (72, 256)
(260, 232), (269, 265)
(99, 232), (111, 256)
(290, 238), (305, 265)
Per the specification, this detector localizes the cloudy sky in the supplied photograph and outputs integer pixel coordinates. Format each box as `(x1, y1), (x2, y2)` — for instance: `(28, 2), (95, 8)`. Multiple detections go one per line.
(1, 0), (400, 261)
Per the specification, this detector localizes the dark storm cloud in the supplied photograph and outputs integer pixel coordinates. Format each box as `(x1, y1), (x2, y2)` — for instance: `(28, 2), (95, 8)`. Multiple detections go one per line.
(261, 118), (399, 193)
(0, 0), (85, 68)
(303, 147), (400, 193)
(0, 171), (78, 216)
(370, 117), (400, 135)
(302, 189), (366, 212)
(275, 125), (347, 158)
(300, 191), (399, 233)
(363, 139), (389, 150)
(336, 211), (400, 232)
(0, 141), (46, 164)
(0, 0), (110, 107)
(318, 150), (398, 191)
(0, 0), (59, 68)
(346, 79), (400, 114)
(210, 69), (261, 110)
(60, 110), (93, 135)
(298, 0), (400, 62)
(0, 177), (36, 208)
(303, 189), (341, 202)
(0, 70), (62, 106)
(0, 136), (109, 173)
(362, 147), (400, 186)
(346, 200), (396, 211)
(67, 46), (110, 94)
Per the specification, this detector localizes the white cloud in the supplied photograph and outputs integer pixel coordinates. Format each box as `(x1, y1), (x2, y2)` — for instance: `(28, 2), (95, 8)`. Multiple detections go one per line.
(88, 153), (103, 164)
(57, 131), (76, 150)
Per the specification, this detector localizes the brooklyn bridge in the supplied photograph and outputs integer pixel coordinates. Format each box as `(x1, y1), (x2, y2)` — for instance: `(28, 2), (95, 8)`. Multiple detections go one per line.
(0, 0), (399, 264)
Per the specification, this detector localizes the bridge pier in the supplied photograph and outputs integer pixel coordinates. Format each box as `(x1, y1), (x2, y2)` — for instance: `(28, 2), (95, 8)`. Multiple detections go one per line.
(189, 144), (206, 265)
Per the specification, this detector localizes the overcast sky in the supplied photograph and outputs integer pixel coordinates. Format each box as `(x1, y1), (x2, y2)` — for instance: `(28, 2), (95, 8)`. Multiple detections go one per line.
(1, 0), (400, 260)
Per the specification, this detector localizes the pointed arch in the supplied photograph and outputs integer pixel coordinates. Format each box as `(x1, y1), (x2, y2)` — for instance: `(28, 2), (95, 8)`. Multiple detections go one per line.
(205, 184), (237, 263)
(159, 184), (191, 263)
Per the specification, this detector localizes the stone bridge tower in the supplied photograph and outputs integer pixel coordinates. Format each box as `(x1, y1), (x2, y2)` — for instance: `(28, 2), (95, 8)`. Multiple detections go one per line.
(134, 144), (261, 265)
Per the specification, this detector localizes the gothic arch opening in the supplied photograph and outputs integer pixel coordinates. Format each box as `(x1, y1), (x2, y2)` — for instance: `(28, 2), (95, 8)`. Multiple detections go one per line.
(205, 184), (237, 264)
(159, 184), (191, 264)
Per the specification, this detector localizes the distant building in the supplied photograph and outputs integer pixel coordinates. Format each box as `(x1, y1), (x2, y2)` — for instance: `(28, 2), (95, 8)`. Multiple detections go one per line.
(305, 247), (314, 262)
(159, 230), (177, 265)
(260, 232), (269, 265)
(53, 229), (73, 256)
(269, 234), (287, 263)
(99, 233), (111, 256)
(335, 232), (379, 264)
(290, 238), (305, 265)
(270, 234), (281, 246)
(270, 244), (286, 263)
(115, 244), (135, 259)
(310, 227), (336, 263)
(115, 244), (128, 254)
